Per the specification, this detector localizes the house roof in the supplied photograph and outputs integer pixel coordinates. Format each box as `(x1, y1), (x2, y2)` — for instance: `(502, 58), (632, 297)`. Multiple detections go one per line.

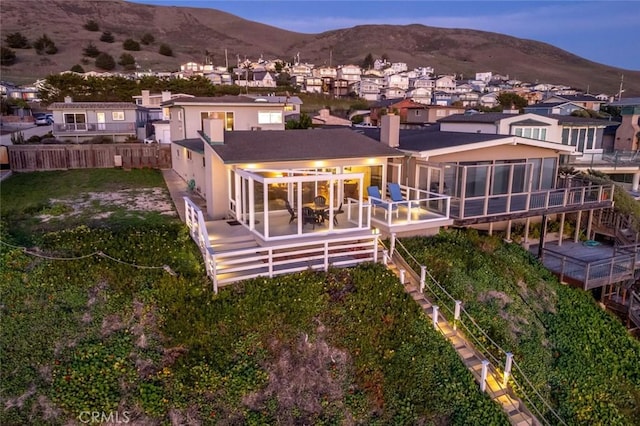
(437, 112), (519, 123)
(49, 102), (138, 110)
(202, 128), (403, 164)
(162, 95), (285, 106)
(359, 125), (574, 158)
(174, 138), (205, 154)
(546, 94), (601, 103)
(510, 118), (551, 126)
(525, 102), (566, 109)
(548, 114), (614, 126)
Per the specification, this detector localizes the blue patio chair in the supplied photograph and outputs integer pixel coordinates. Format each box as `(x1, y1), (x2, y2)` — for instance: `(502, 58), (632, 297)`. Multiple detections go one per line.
(388, 182), (411, 207)
(367, 186), (397, 218)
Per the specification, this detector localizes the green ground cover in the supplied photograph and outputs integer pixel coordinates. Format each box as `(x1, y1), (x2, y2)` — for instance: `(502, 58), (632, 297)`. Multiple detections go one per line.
(400, 230), (640, 425)
(1, 170), (505, 424)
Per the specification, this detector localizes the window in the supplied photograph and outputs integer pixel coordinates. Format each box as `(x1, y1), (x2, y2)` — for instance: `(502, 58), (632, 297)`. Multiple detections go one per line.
(562, 128), (570, 145)
(112, 111), (125, 121)
(201, 111), (234, 131)
(187, 151), (192, 160)
(258, 111), (283, 124)
(64, 113), (87, 130)
(513, 126), (547, 141)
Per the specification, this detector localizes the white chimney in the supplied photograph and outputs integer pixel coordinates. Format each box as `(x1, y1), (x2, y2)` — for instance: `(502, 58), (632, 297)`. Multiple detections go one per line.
(141, 90), (150, 106)
(161, 91), (172, 102)
(203, 118), (225, 144)
(380, 114), (400, 148)
(64, 96), (73, 103)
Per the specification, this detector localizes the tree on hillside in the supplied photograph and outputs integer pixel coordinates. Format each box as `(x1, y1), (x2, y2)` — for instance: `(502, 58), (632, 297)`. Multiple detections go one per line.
(95, 52), (116, 70)
(0, 47), (17, 66)
(140, 33), (155, 45)
(158, 43), (173, 57)
(123, 39), (140, 51)
(84, 20), (100, 31)
(118, 53), (136, 70)
(33, 34), (58, 55)
(70, 64), (85, 73)
(5, 32), (30, 49)
(497, 92), (528, 111)
(82, 42), (100, 58)
(361, 53), (374, 70)
(100, 31), (114, 43)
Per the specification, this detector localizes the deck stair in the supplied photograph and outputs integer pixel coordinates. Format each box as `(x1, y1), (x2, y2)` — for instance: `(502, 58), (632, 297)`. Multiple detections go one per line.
(208, 233), (259, 252)
(384, 257), (539, 426)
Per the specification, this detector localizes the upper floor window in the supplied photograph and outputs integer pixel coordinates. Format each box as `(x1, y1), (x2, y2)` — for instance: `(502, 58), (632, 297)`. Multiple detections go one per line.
(112, 111), (125, 121)
(258, 111), (283, 124)
(201, 111), (234, 131)
(514, 127), (547, 141)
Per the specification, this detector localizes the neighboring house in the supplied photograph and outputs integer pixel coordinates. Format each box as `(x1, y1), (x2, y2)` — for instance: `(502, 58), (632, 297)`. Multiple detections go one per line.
(357, 79), (382, 101)
(303, 76), (323, 94)
(50, 98), (147, 143)
(453, 92), (480, 108)
(133, 90), (195, 121)
(524, 101), (587, 116)
(370, 98), (425, 126)
(367, 116), (613, 238)
(406, 87), (432, 105)
(330, 79), (350, 98)
(245, 94), (303, 121)
(386, 74), (409, 91)
(312, 66), (337, 79)
(311, 109), (352, 127)
(479, 92), (500, 108)
(434, 75), (456, 92)
(542, 94), (604, 112)
(337, 64), (362, 83)
(422, 105), (466, 124)
(162, 95), (288, 142)
(383, 87), (406, 100)
(252, 71), (277, 88)
(432, 91), (455, 106)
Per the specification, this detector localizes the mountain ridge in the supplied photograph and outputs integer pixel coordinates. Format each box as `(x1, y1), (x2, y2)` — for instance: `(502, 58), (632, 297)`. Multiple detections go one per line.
(1, 0), (638, 96)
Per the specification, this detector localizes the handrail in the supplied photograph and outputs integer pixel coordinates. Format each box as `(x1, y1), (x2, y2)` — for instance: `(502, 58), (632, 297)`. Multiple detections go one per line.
(391, 235), (566, 425)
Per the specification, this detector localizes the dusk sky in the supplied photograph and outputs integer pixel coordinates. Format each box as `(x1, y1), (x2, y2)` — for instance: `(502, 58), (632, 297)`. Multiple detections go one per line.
(129, 0), (639, 71)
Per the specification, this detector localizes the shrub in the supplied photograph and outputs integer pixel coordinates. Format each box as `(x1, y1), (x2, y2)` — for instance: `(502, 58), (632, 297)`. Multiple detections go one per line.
(87, 135), (114, 144)
(82, 42), (100, 58)
(0, 46), (16, 66)
(70, 64), (85, 73)
(33, 34), (58, 54)
(140, 33), (155, 45)
(100, 31), (114, 43)
(95, 52), (116, 70)
(123, 38), (140, 51)
(158, 43), (173, 57)
(5, 32), (30, 49)
(118, 53), (136, 70)
(83, 19), (100, 31)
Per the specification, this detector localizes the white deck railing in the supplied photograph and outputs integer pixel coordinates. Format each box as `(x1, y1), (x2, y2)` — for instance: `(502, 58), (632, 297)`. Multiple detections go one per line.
(184, 197), (380, 293)
(369, 184), (451, 227)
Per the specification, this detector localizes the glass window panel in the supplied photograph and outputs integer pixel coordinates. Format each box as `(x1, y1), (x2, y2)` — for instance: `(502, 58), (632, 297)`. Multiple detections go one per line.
(466, 164), (489, 197)
(540, 128), (547, 141)
(532, 128), (540, 140)
(577, 128), (586, 152)
(570, 129), (579, 146)
(523, 128), (532, 138)
(529, 158), (542, 190)
(515, 128), (523, 136)
(512, 164), (526, 193)
(562, 128), (570, 144)
(541, 158), (556, 189)
(492, 164), (510, 195)
(587, 128), (595, 149)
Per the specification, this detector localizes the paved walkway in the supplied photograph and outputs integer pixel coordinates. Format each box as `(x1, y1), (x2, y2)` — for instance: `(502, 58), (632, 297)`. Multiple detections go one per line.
(161, 169), (207, 222)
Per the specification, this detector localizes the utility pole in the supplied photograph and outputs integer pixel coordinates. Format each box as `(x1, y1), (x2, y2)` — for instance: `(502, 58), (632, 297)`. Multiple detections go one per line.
(618, 74), (624, 101)
(225, 48), (228, 69)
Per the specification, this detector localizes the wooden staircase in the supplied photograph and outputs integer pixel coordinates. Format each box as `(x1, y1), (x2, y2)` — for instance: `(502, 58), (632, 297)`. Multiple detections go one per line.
(385, 259), (538, 426)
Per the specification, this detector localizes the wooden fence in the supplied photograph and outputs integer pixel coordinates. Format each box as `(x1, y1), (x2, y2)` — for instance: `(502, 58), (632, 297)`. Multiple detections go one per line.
(7, 144), (171, 171)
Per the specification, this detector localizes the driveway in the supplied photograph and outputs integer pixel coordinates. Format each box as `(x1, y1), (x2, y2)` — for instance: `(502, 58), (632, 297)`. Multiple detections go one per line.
(0, 124), (53, 145)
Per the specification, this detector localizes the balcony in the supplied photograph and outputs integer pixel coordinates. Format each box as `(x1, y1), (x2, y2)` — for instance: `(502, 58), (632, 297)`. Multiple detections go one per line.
(567, 151), (640, 168)
(53, 122), (136, 135)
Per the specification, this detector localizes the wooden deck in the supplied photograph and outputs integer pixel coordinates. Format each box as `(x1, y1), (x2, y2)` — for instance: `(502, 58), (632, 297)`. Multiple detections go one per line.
(530, 240), (639, 290)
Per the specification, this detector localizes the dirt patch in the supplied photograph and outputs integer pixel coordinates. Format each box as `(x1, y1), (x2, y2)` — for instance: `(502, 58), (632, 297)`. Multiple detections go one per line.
(37, 188), (176, 222)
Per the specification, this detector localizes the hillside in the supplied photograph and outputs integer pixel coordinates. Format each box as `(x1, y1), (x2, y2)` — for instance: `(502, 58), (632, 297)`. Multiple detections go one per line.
(1, 0), (638, 95)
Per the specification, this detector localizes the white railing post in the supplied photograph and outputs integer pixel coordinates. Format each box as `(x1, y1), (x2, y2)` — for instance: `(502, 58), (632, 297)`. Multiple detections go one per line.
(373, 235), (379, 263)
(419, 265), (426, 293)
(504, 352), (513, 386)
(480, 360), (489, 392)
(454, 300), (462, 331)
(399, 268), (406, 284)
(432, 305), (439, 330)
(382, 249), (389, 265)
(390, 233), (396, 257)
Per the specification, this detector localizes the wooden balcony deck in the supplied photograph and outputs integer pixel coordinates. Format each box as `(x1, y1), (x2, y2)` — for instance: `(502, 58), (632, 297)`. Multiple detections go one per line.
(531, 240), (639, 290)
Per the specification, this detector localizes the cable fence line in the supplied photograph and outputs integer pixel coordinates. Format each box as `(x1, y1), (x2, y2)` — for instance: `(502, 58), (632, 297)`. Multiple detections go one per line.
(0, 239), (177, 275)
(389, 235), (566, 426)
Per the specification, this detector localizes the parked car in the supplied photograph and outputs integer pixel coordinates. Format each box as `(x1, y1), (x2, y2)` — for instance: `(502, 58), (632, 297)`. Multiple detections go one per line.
(33, 113), (53, 126)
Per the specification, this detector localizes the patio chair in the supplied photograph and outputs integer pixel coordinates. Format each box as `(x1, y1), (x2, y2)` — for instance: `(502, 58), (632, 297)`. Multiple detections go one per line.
(313, 195), (326, 208)
(323, 202), (344, 225)
(285, 200), (297, 224)
(302, 206), (319, 229)
(388, 182), (411, 207)
(367, 186), (397, 218)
